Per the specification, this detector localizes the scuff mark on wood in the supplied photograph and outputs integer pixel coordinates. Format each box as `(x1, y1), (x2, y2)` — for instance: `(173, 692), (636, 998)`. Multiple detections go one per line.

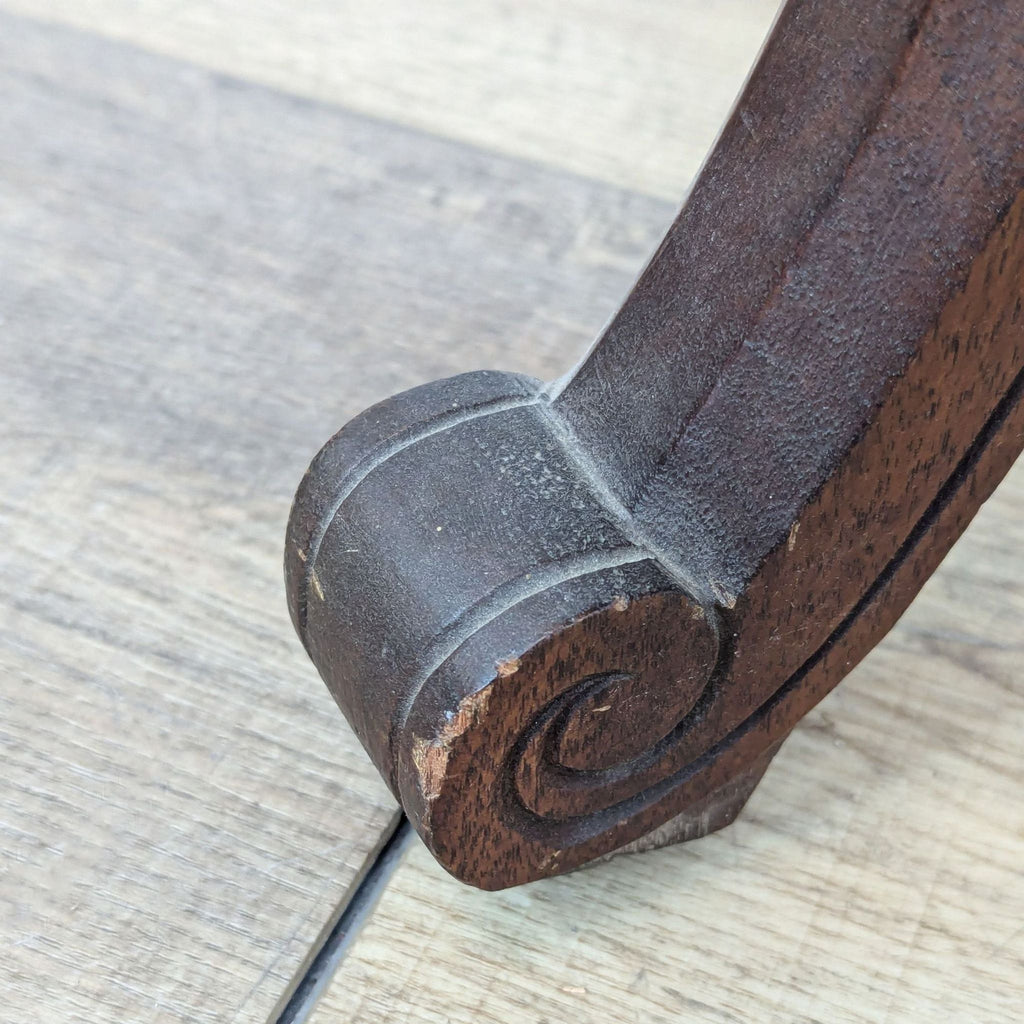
(709, 580), (737, 609)
(412, 737), (450, 805)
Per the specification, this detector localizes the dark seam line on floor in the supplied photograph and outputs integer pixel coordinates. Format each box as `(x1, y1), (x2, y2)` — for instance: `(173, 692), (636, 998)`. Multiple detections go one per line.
(272, 815), (414, 1024)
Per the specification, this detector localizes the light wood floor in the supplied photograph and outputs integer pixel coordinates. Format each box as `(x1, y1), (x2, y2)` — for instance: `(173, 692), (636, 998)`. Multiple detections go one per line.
(2, 3), (1020, 1022)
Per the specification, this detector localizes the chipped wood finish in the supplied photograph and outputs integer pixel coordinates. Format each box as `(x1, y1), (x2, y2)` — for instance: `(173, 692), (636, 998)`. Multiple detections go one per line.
(287, 0), (1024, 888)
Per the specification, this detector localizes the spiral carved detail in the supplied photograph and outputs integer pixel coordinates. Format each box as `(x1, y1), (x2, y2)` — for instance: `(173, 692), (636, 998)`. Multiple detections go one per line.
(512, 593), (719, 821)
(393, 563), (752, 887)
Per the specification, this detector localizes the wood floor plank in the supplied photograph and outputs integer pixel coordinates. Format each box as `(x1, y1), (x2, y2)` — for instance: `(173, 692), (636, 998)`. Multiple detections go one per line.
(0, 0), (781, 200)
(0, 13), (673, 1021)
(310, 467), (1024, 1022)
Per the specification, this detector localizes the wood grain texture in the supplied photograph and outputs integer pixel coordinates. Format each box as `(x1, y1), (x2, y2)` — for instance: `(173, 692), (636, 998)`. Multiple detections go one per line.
(309, 464), (1024, 1021)
(0, 13), (676, 1021)
(0, 0), (781, 200)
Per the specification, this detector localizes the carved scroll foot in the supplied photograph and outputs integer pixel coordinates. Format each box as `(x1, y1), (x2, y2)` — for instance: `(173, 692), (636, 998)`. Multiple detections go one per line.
(285, 0), (1024, 889)
(286, 370), (756, 888)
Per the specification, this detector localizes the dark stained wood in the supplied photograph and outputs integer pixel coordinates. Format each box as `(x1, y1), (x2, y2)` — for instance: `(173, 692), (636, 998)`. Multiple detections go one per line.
(286, 0), (1024, 888)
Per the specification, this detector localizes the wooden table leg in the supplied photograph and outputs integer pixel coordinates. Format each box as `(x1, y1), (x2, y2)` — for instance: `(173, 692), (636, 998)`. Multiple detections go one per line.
(286, 0), (1024, 889)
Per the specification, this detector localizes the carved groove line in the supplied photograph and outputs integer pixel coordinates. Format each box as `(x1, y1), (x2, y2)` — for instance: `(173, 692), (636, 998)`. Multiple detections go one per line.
(297, 392), (542, 644)
(626, 0), (934, 513)
(391, 545), (652, 760)
(536, 396), (714, 605)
